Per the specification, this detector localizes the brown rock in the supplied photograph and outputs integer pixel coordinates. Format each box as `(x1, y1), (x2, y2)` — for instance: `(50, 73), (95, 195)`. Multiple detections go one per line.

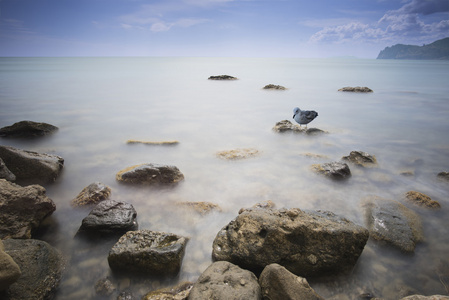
(405, 191), (441, 209)
(70, 182), (111, 207)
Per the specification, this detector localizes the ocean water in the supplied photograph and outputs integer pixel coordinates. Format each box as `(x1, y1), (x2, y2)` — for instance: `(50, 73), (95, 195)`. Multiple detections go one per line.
(1, 57), (449, 299)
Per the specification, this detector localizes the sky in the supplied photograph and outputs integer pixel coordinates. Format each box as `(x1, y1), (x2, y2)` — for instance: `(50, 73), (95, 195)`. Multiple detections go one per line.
(0, 0), (448, 58)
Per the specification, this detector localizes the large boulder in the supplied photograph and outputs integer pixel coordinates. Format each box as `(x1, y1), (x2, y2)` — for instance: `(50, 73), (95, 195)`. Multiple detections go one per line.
(108, 230), (188, 276)
(0, 240), (21, 291)
(362, 196), (424, 252)
(76, 200), (138, 238)
(0, 145), (64, 184)
(70, 182), (112, 207)
(259, 263), (324, 300)
(0, 120), (58, 137)
(0, 158), (15, 181)
(188, 261), (261, 300)
(342, 151), (377, 167)
(1, 239), (65, 300)
(116, 163), (184, 186)
(311, 161), (352, 180)
(0, 179), (56, 239)
(212, 207), (369, 277)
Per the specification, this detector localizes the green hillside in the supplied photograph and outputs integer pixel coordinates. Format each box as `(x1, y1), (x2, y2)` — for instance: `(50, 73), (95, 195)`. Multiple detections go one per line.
(377, 37), (449, 60)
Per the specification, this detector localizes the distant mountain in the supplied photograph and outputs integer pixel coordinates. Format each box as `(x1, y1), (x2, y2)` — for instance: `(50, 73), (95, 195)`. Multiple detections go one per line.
(377, 37), (449, 60)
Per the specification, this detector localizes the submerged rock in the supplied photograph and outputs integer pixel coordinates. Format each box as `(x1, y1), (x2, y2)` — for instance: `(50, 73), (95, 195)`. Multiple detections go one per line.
(70, 182), (112, 207)
(342, 151), (377, 167)
(0, 120), (58, 137)
(143, 281), (193, 300)
(212, 207), (369, 277)
(400, 296), (449, 300)
(127, 140), (179, 146)
(0, 158), (15, 181)
(116, 163), (184, 186)
(311, 161), (351, 180)
(437, 172), (449, 182)
(338, 86), (373, 93)
(94, 277), (116, 297)
(176, 201), (222, 215)
(188, 261), (261, 300)
(208, 75), (238, 80)
(0, 179), (56, 239)
(263, 84), (287, 90)
(0, 240), (21, 291)
(216, 148), (260, 160)
(404, 191), (441, 209)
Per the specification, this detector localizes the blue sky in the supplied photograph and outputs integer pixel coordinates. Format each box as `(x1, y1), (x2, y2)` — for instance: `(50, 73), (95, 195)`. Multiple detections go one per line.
(0, 0), (448, 58)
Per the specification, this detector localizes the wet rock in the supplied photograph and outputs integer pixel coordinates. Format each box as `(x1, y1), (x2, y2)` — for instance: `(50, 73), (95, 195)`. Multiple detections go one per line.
(143, 281), (193, 300)
(188, 261), (261, 300)
(118, 290), (135, 300)
(116, 163), (184, 186)
(0, 179), (56, 239)
(0, 158), (15, 181)
(0, 145), (64, 184)
(127, 140), (179, 146)
(311, 161), (351, 180)
(338, 86), (373, 93)
(342, 151), (377, 167)
(259, 263), (324, 300)
(400, 296), (449, 300)
(108, 230), (188, 276)
(362, 196), (424, 252)
(437, 172), (449, 181)
(95, 277), (116, 296)
(212, 207), (369, 277)
(0, 120), (58, 137)
(208, 75), (238, 80)
(1, 239), (65, 300)
(405, 191), (441, 209)
(216, 148), (260, 160)
(70, 182), (112, 207)
(0, 240), (21, 291)
(273, 120), (304, 133)
(263, 84), (287, 90)
(176, 202), (222, 215)
(76, 200), (138, 238)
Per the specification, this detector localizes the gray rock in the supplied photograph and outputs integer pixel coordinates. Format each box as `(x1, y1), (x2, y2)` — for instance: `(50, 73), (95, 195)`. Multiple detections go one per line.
(1, 239), (65, 300)
(362, 196), (424, 252)
(338, 86), (373, 93)
(0, 120), (58, 137)
(116, 163), (184, 185)
(263, 84), (286, 90)
(259, 263), (324, 300)
(188, 261), (261, 300)
(437, 171), (449, 181)
(311, 161), (351, 180)
(342, 151), (377, 167)
(108, 230), (188, 276)
(94, 277), (116, 296)
(0, 240), (21, 291)
(0, 145), (64, 184)
(0, 179), (56, 239)
(76, 200), (138, 238)
(70, 182), (112, 207)
(0, 158), (15, 181)
(208, 75), (237, 80)
(212, 207), (369, 277)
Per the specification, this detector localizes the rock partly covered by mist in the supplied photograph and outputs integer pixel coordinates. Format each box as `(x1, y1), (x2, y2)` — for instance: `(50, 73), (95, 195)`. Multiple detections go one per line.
(0, 158), (15, 181)
(342, 151), (377, 167)
(116, 163), (184, 186)
(176, 201), (222, 215)
(0, 145), (64, 184)
(272, 120), (325, 135)
(108, 230), (188, 276)
(216, 148), (260, 160)
(338, 86), (373, 93)
(311, 161), (352, 180)
(362, 196), (423, 252)
(0, 120), (58, 137)
(212, 206), (369, 277)
(437, 171), (449, 182)
(263, 84), (287, 90)
(208, 75), (238, 80)
(70, 182), (112, 207)
(404, 191), (441, 209)
(0, 179), (56, 239)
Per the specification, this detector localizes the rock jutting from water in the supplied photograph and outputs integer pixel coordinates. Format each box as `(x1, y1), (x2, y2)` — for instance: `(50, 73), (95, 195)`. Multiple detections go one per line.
(212, 206), (369, 277)
(437, 171), (449, 182)
(311, 161), (352, 180)
(142, 281), (193, 300)
(338, 86), (373, 93)
(70, 182), (112, 207)
(116, 163), (184, 186)
(0, 120), (58, 137)
(272, 120), (326, 135)
(216, 148), (260, 160)
(404, 191), (441, 209)
(0, 158), (16, 181)
(263, 84), (287, 90)
(342, 150), (378, 167)
(208, 75), (238, 80)
(126, 139), (179, 146)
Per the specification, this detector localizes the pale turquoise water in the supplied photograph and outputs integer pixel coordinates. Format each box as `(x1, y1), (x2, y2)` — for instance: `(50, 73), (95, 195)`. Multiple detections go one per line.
(1, 57), (449, 299)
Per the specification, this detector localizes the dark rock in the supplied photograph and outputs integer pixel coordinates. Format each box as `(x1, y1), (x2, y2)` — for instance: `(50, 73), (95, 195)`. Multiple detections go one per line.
(70, 182), (112, 207)
(116, 163), (184, 186)
(437, 172), (449, 181)
(259, 263), (324, 300)
(311, 161), (351, 180)
(95, 277), (116, 296)
(0, 120), (58, 137)
(0, 179), (56, 239)
(362, 196), (423, 252)
(0, 145), (64, 184)
(76, 200), (138, 238)
(143, 281), (193, 300)
(0, 158), (15, 181)
(212, 207), (369, 277)
(338, 86), (373, 93)
(263, 84), (286, 90)
(188, 261), (261, 300)
(0, 240), (21, 291)
(208, 75), (238, 80)
(404, 191), (441, 209)
(342, 151), (377, 167)
(108, 230), (188, 276)
(1, 239), (65, 300)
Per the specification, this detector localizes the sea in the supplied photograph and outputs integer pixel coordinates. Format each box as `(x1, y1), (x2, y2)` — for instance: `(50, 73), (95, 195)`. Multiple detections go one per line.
(1, 57), (449, 299)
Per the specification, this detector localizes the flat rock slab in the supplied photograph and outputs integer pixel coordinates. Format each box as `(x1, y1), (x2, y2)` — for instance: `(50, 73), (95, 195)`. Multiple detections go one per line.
(0, 179), (56, 239)
(0, 145), (64, 184)
(108, 230), (188, 276)
(342, 151), (377, 167)
(212, 207), (369, 277)
(0, 121), (58, 137)
(70, 182), (112, 207)
(311, 161), (351, 180)
(216, 148), (260, 160)
(188, 261), (261, 300)
(116, 163), (184, 185)
(362, 196), (424, 252)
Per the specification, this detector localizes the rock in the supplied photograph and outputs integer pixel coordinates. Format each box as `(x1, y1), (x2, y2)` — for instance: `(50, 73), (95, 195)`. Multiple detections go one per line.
(362, 196), (424, 252)
(259, 263), (324, 300)
(0, 158), (15, 181)
(118, 291), (135, 300)
(76, 200), (138, 238)
(400, 296), (449, 300)
(127, 140), (179, 146)
(0, 240), (21, 291)
(188, 261), (261, 300)
(95, 277), (116, 296)
(0, 145), (64, 184)
(311, 161), (351, 180)
(143, 281), (193, 300)
(405, 191), (441, 209)
(338, 86), (373, 93)
(212, 207), (369, 277)
(216, 148), (260, 160)
(0, 120), (58, 137)
(1, 239), (65, 300)
(0, 179), (56, 239)
(176, 202), (222, 215)
(342, 151), (377, 167)
(273, 120), (304, 133)
(116, 163), (184, 186)
(70, 182), (112, 207)
(263, 84), (287, 90)
(437, 172), (449, 181)
(208, 75), (237, 80)
(108, 230), (188, 276)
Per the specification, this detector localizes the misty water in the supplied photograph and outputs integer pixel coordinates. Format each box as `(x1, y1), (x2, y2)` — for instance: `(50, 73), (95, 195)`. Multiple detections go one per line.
(1, 57), (448, 299)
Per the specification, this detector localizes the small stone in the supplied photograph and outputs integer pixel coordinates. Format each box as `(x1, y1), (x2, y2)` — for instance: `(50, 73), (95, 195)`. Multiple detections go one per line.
(216, 148), (259, 160)
(311, 161), (351, 180)
(263, 84), (287, 90)
(437, 172), (449, 182)
(405, 191), (441, 209)
(95, 277), (116, 296)
(338, 86), (373, 93)
(342, 151), (377, 167)
(208, 75), (238, 80)
(71, 182), (112, 207)
(176, 201), (222, 215)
